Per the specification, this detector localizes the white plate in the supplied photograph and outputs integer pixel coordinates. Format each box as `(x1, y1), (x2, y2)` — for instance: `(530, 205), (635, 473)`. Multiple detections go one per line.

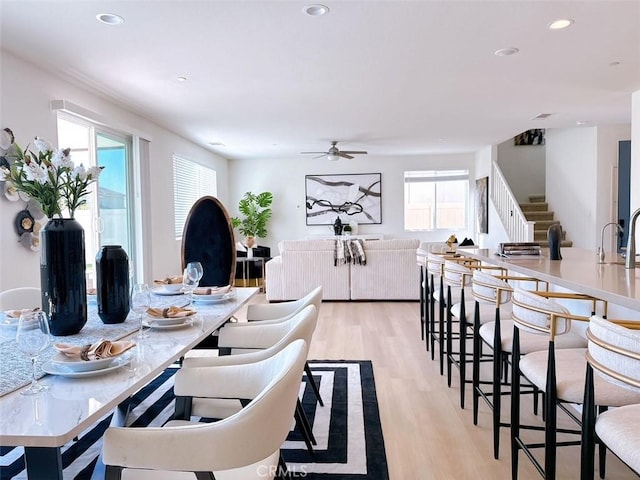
(43, 354), (131, 378)
(152, 287), (185, 296)
(146, 314), (193, 326)
(192, 291), (235, 304)
(143, 318), (194, 330)
(50, 350), (132, 372)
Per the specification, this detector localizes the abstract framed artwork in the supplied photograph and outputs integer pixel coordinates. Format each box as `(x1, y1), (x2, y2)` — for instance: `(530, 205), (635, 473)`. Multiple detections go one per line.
(476, 176), (489, 234)
(305, 173), (382, 225)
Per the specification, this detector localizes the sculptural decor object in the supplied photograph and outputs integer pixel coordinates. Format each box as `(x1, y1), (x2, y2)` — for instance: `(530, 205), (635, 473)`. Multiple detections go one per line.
(547, 224), (563, 260)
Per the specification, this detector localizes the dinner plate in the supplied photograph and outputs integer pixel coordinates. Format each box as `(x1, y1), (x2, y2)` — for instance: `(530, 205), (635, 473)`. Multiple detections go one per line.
(146, 314), (192, 326)
(50, 350), (132, 372)
(43, 354), (132, 378)
(143, 318), (194, 330)
(152, 287), (185, 296)
(192, 291), (235, 304)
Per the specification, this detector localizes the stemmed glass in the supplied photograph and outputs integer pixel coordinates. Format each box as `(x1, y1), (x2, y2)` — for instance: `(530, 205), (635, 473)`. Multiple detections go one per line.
(183, 262), (203, 306)
(16, 311), (50, 395)
(131, 284), (151, 339)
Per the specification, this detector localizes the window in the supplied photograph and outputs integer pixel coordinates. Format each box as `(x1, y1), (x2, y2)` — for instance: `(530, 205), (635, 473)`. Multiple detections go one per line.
(173, 155), (217, 239)
(57, 114), (135, 287)
(404, 170), (469, 231)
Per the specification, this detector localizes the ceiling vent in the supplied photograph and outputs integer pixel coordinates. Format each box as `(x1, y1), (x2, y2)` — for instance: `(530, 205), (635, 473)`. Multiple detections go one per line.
(531, 113), (552, 120)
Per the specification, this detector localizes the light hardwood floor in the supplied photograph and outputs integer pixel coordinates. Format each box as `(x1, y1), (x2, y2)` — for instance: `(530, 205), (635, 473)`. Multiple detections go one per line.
(241, 294), (636, 480)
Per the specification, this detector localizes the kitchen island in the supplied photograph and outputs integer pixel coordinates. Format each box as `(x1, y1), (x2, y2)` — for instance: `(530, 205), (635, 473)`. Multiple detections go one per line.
(458, 247), (640, 316)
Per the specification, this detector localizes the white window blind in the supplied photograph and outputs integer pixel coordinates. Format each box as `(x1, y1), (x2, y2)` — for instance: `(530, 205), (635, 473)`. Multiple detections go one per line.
(173, 156), (217, 239)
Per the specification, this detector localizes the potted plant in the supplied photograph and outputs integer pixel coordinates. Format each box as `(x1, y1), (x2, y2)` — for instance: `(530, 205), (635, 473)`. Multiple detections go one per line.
(231, 191), (273, 248)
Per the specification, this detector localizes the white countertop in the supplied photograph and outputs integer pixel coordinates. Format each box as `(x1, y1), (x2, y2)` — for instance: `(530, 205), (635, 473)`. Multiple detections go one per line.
(0, 287), (258, 448)
(459, 247), (640, 312)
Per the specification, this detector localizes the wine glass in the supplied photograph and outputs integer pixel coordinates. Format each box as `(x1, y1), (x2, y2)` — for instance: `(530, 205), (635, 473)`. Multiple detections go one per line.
(16, 311), (50, 395)
(131, 284), (151, 339)
(183, 262), (203, 306)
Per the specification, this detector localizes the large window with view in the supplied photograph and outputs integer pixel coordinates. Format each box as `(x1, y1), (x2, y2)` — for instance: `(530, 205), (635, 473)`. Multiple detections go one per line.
(173, 155), (217, 239)
(404, 170), (469, 231)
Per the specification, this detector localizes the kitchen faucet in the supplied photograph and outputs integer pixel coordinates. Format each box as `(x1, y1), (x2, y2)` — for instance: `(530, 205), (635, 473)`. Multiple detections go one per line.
(625, 208), (640, 269)
(597, 222), (623, 264)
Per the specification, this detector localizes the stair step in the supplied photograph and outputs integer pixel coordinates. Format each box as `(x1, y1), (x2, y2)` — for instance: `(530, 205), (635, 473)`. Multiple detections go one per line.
(534, 219), (561, 230)
(521, 202), (549, 212)
(529, 194), (546, 203)
(534, 230), (566, 241)
(525, 211), (555, 221)
(534, 240), (573, 248)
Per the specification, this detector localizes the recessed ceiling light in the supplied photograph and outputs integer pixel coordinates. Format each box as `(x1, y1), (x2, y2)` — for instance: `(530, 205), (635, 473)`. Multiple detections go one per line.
(548, 19), (574, 30)
(96, 13), (124, 25)
(177, 76), (188, 82)
(208, 142), (225, 147)
(576, 120), (589, 126)
(304, 4), (329, 16)
(494, 47), (519, 57)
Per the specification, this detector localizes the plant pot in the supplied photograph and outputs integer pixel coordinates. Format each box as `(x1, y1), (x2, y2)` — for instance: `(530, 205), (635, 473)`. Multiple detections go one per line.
(40, 218), (87, 335)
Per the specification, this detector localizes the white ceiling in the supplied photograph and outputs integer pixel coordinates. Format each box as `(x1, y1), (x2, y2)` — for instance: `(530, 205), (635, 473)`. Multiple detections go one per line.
(1, 1), (639, 160)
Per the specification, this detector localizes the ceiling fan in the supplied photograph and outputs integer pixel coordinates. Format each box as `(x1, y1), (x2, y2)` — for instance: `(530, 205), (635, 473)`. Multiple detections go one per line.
(301, 141), (368, 161)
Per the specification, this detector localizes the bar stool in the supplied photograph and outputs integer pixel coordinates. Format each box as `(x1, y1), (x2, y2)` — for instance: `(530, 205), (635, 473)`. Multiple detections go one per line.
(581, 315), (640, 480)
(509, 288), (640, 479)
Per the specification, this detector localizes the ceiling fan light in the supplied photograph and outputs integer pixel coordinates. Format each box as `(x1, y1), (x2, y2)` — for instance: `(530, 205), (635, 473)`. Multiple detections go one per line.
(327, 153), (340, 161)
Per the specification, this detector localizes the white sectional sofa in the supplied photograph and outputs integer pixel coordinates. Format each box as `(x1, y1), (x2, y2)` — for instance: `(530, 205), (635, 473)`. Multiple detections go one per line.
(265, 238), (421, 301)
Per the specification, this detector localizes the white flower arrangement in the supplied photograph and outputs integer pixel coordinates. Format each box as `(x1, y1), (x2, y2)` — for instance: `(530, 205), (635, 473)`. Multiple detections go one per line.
(1, 136), (103, 219)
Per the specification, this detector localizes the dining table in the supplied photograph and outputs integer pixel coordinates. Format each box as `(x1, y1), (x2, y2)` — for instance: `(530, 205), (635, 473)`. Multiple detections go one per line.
(0, 286), (259, 480)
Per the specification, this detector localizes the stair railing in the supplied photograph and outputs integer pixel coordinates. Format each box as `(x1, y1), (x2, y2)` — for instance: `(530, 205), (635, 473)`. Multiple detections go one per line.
(490, 161), (535, 242)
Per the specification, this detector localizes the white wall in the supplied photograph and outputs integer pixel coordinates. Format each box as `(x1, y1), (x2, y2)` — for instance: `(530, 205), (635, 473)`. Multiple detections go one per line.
(496, 138), (546, 204)
(545, 125), (631, 251)
(475, 144), (509, 250)
(0, 51), (229, 290)
(632, 90), (640, 255)
(228, 153), (477, 254)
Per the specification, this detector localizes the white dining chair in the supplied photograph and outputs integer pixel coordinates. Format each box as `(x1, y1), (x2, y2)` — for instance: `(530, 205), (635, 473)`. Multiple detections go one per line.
(0, 287), (41, 310)
(245, 286), (322, 323)
(180, 305), (319, 454)
(102, 339), (308, 480)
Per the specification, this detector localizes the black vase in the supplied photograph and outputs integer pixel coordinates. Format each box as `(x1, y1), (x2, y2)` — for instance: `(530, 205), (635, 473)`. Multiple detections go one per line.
(40, 218), (87, 336)
(96, 245), (130, 324)
(547, 224), (563, 260)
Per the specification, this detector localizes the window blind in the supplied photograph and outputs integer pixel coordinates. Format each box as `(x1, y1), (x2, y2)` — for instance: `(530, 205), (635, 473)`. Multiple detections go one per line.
(173, 156), (217, 239)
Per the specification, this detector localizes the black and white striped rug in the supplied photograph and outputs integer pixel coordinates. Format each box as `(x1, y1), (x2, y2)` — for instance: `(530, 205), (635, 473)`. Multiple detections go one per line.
(1, 360), (389, 480)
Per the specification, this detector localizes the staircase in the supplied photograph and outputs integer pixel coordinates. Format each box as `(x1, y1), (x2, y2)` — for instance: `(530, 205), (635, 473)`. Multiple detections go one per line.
(519, 195), (573, 248)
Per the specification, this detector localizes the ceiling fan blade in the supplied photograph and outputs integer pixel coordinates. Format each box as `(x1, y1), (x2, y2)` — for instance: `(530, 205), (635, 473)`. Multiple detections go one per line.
(340, 150), (368, 155)
(340, 152), (355, 159)
(301, 151), (328, 155)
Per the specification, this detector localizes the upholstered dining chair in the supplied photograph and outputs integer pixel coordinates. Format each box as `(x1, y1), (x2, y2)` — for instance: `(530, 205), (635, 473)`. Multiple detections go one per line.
(0, 287), (41, 310)
(509, 289), (640, 479)
(181, 196), (236, 288)
(181, 305), (319, 454)
(102, 339), (308, 480)
(246, 286), (322, 323)
(581, 315), (640, 480)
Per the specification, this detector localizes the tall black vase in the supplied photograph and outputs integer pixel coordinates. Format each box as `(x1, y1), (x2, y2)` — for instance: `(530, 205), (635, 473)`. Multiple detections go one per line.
(40, 218), (87, 336)
(96, 245), (130, 324)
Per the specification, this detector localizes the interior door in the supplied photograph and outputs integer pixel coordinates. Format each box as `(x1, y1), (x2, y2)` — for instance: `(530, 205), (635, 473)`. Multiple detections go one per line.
(617, 140), (631, 252)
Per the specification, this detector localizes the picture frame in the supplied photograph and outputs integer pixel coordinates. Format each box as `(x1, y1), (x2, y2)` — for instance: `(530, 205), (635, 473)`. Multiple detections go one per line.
(305, 173), (382, 225)
(476, 176), (488, 234)
(514, 129), (545, 146)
